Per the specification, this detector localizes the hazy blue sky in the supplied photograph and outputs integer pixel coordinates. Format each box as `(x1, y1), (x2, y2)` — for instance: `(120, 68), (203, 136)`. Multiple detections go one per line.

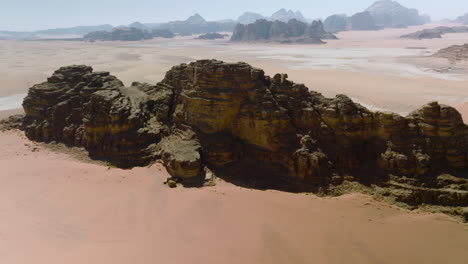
(1, 0), (467, 31)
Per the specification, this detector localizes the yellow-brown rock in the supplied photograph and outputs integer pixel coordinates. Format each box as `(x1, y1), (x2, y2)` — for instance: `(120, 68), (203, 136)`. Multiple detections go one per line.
(21, 60), (468, 206)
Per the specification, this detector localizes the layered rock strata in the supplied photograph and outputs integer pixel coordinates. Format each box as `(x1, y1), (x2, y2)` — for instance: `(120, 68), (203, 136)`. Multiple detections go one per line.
(22, 60), (468, 207)
(231, 19), (336, 43)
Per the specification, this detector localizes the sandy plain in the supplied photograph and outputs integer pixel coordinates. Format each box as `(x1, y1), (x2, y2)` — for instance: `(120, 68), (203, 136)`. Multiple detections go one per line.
(0, 23), (468, 264)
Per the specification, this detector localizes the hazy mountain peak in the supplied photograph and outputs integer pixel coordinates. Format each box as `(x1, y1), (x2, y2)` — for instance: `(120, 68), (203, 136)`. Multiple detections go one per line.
(186, 13), (206, 24)
(237, 12), (264, 24)
(270, 8), (306, 22)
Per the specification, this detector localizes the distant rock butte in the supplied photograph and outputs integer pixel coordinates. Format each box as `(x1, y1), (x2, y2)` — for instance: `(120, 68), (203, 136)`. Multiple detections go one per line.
(159, 14), (236, 35)
(365, 0), (426, 28)
(346, 12), (377, 31)
(21, 60), (468, 208)
(323, 15), (347, 33)
(455, 13), (468, 25)
(83, 27), (174, 41)
(269, 9), (306, 22)
(323, 1), (428, 33)
(230, 19), (336, 44)
(237, 12), (264, 24)
(401, 26), (468, 39)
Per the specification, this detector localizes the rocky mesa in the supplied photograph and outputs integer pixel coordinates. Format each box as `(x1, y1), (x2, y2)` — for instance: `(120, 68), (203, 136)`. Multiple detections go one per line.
(20, 60), (468, 211)
(231, 19), (336, 44)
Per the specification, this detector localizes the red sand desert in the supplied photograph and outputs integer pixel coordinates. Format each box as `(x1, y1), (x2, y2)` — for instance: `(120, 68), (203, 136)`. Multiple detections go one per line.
(0, 130), (467, 264)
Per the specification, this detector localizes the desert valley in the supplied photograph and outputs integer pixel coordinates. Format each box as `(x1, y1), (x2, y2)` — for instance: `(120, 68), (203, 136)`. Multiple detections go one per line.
(1, 1), (468, 263)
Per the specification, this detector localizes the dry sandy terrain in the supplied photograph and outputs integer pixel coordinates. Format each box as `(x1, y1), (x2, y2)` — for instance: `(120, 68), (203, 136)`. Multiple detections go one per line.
(1, 24), (468, 263)
(0, 130), (467, 264)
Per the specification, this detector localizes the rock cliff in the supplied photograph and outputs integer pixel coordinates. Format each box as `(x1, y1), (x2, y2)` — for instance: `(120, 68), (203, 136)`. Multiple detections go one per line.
(22, 60), (468, 208)
(230, 19), (336, 44)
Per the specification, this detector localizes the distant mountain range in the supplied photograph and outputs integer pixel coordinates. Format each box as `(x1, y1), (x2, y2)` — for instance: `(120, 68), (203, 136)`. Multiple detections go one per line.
(323, 0), (430, 33)
(3, 1), (464, 40)
(0, 25), (113, 39)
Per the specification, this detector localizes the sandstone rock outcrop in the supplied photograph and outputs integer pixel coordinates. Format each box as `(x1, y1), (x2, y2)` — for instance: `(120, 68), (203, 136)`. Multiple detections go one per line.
(401, 26), (468, 39)
(230, 19), (336, 44)
(433, 44), (468, 62)
(22, 60), (468, 207)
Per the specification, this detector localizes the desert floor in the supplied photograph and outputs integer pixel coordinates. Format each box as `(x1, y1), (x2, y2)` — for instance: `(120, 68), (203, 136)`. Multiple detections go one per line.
(0, 23), (468, 263)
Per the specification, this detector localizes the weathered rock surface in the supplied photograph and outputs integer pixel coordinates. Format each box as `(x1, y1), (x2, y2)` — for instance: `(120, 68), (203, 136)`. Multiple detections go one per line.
(22, 60), (468, 207)
(0, 114), (24, 131)
(401, 26), (468, 39)
(433, 44), (468, 62)
(231, 19), (336, 44)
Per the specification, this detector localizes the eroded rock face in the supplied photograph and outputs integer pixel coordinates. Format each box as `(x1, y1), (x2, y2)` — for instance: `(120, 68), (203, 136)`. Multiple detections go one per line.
(231, 19), (336, 44)
(22, 60), (468, 206)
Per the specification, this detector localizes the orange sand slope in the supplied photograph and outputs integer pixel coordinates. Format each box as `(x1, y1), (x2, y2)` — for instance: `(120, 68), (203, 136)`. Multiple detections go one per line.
(0, 130), (467, 264)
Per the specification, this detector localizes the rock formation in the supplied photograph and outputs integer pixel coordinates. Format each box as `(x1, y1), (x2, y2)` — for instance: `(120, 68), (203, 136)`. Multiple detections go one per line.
(401, 26), (468, 39)
(269, 9), (306, 22)
(433, 44), (468, 62)
(455, 13), (468, 25)
(83, 27), (174, 41)
(196, 33), (227, 40)
(237, 12), (264, 24)
(22, 60), (468, 208)
(325, 1), (428, 33)
(365, 0), (426, 28)
(151, 29), (175, 38)
(346, 12), (377, 31)
(159, 14), (236, 35)
(324, 15), (348, 33)
(231, 19), (336, 44)
(84, 27), (152, 41)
